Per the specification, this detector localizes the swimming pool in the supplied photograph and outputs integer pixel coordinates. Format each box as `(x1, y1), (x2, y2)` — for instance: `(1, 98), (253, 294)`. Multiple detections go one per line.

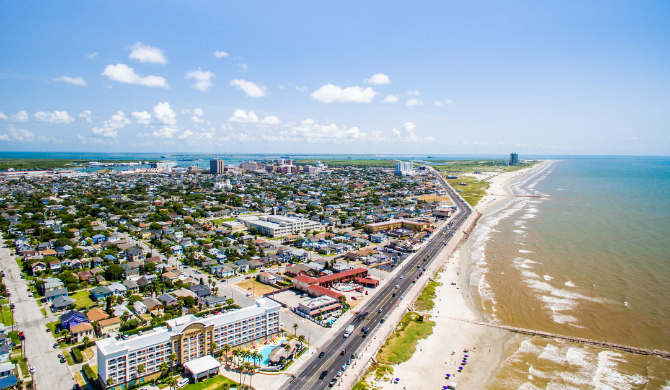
(334, 283), (357, 292)
(244, 344), (278, 366)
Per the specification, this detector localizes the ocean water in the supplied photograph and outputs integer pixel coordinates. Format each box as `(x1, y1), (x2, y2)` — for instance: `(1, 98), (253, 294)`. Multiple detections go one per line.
(465, 158), (670, 389)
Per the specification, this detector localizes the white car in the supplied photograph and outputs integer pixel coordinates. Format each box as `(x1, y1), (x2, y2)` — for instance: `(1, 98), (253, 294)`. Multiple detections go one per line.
(399, 275), (403, 279)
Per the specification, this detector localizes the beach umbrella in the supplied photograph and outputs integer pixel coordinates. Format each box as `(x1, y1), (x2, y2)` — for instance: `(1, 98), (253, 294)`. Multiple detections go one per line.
(464, 355), (468, 358)
(458, 366), (463, 370)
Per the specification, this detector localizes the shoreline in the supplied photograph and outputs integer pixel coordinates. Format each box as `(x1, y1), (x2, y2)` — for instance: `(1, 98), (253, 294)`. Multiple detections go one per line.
(377, 162), (549, 390)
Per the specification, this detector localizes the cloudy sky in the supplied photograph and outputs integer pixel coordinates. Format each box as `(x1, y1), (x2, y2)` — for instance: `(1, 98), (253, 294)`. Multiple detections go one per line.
(1, 1), (669, 155)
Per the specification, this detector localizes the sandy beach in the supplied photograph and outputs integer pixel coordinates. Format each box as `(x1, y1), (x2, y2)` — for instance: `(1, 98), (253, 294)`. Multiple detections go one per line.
(375, 163), (549, 390)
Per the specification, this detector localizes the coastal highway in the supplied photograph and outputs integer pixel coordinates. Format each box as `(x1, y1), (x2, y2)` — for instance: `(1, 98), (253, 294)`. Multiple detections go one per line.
(283, 168), (472, 390)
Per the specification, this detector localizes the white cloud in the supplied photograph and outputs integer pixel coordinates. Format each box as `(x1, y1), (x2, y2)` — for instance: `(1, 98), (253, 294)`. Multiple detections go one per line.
(78, 111), (92, 123)
(391, 121), (433, 143)
(434, 99), (453, 106)
(55, 76), (86, 86)
(295, 86), (308, 92)
(34, 111), (75, 123)
(128, 42), (167, 64)
(228, 109), (259, 123)
(185, 69), (215, 92)
(406, 97), (424, 106)
(2, 124), (34, 142)
(230, 79), (268, 97)
(407, 89), (421, 95)
(86, 52), (98, 59)
(91, 111), (131, 138)
(260, 116), (281, 125)
(153, 102), (176, 125)
(132, 111), (152, 125)
(364, 73), (391, 85)
(152, 125), (179, 139)
(193, 108), (204, 116)
(383, 95), (399, 103)
(191, 116), (205, 124)
(102, 64), (169, 88)
(278, 119), (367, 143)
(0, 134), (8, 141)
(214, 51), (229, 58)
(4, 111), (29, 122)
(178, 130), (194, 139)
(311, 84), (377, 103)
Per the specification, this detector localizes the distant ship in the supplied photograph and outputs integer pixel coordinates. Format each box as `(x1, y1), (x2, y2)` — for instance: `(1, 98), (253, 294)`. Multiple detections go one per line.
(160, 155), (167, 158)
(427, 156), (434, 158)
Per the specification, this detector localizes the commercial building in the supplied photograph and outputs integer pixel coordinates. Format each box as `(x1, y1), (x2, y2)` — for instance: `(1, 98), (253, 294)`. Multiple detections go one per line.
(395, 161), (414, 175)
(96, 298), (281, 390)
(210, 159), (225, 174)
(238, 215), (322, 238)
(510, 153), (519, 166)
(364, 219), (429, 233)
(149, 162), (177, 172)
(297, 296), (341, 318)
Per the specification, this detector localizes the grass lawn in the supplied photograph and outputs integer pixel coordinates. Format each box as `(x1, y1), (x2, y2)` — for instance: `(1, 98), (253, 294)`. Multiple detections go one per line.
(82, 347), (94, 361)
(65, 352), (75, 366)
(182, 375), (238, 390)
(211, 217), (237, 224)
(1, 307), (14, 325)
(234, 279), (278, 297)
(446, 177), (490, 207)
(414, 281), (440, 312)
(17, 358), (29, 378)
(410, 194), (452, 203)
(74, 372), (86, 387)
(45, 320), (60, 335)
(377, 312), (435, 365)
(70, 290), (94, 309)
(41, 308), (47, 318)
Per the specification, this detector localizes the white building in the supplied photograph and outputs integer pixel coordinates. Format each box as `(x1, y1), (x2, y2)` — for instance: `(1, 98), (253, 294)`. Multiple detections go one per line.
(395, 161), (414, 176)
(96, 298), (281, 389)
(238, 215), (322, 237)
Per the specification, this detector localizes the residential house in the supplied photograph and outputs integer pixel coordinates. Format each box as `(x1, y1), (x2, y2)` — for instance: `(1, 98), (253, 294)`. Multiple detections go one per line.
(31, 262), (46, 274)
(48, 260), (62, 273)
(107, 282), (127, 296)
(157, 294), (177, 307)
(45, 288), (69, 302)
(60, 310), (88, 330)
(0, 362), (18, 389)
(141, 297), (163, 314)
(98, 317), (121, 336)
(259, 272), (283, 285)
(86, 307), (110, 323)
(91, 286), (113, 301)
(189, 284), (212, 299)
(122, 280), (139, 294)
(78, 271), (93, 283)
(126, 247), (144, 261)
(133, 301), (147, 315)
(70, 322), (94, 343)
(202, 296), (228, 308)
(234, 260), (250, 273)
(51, 296), (75, 311)
(211, 265), (235, 278)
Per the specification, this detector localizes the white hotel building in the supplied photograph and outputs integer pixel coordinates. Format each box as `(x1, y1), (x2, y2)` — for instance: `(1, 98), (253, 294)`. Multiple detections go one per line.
(96, 298), (281, 390)
(237, 215), (322, 237)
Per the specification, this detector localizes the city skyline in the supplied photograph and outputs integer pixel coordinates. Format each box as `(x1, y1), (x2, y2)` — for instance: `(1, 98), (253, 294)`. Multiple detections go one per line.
(1, 1), (669, 156)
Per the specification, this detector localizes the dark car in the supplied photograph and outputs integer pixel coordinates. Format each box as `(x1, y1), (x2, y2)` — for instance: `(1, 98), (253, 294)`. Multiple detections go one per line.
(59, 357), (66, 363)
(392, 293), (397, 297)
(380, 318), (385, 323)
(319, 370), (329, 379)
(53, 343), (58, 349)
(318, 352), (325, 358)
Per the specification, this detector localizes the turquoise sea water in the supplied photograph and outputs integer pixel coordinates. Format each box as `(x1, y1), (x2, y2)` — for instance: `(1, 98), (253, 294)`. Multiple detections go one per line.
(466, 157), (670, 389)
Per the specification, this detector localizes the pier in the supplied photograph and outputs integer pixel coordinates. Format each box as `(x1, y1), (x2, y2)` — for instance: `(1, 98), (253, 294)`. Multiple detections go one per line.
(448, 317), (670, 360)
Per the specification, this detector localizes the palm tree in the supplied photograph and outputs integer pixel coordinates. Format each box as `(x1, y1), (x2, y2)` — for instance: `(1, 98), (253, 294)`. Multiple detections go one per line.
(106, 377), (114, 387)
(168, 353), (177, 375)
(166, 376), (178, 390)
(159, 361), (169, 379)
(283, 343), (291, 362)
(247, 362), (257, 390)
(231, 349), (240, 368)
(297, 335), (306, 351)
(82, 336), (90, 349)
(136, 363), (145, 378)
(292, 323), (298, 336)
(223, 344), (231, 366)
(253, 350), (262, 368)
(210, 341), (217, 357)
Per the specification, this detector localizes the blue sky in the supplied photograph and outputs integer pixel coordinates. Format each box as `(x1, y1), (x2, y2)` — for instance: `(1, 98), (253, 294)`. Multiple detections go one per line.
(0, 1), (669, 155)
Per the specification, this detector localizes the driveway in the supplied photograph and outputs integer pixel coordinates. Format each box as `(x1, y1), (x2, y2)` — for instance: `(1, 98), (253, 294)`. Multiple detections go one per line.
(0, 234), (76, 390)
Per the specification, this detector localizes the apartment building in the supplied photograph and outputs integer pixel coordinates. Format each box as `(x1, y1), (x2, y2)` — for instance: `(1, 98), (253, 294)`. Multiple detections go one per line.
(96, 298), (281, 390)
(238, 215), (322, 237)
(296, 296), (341, 318)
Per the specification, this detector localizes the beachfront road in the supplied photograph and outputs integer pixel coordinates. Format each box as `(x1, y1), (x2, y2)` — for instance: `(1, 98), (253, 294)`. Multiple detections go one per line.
(283, 168), (471, 390)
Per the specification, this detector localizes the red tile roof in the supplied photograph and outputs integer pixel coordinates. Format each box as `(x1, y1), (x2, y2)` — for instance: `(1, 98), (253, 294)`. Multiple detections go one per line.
(316, 268), (368, 284)
(308, 285), (344, 299)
